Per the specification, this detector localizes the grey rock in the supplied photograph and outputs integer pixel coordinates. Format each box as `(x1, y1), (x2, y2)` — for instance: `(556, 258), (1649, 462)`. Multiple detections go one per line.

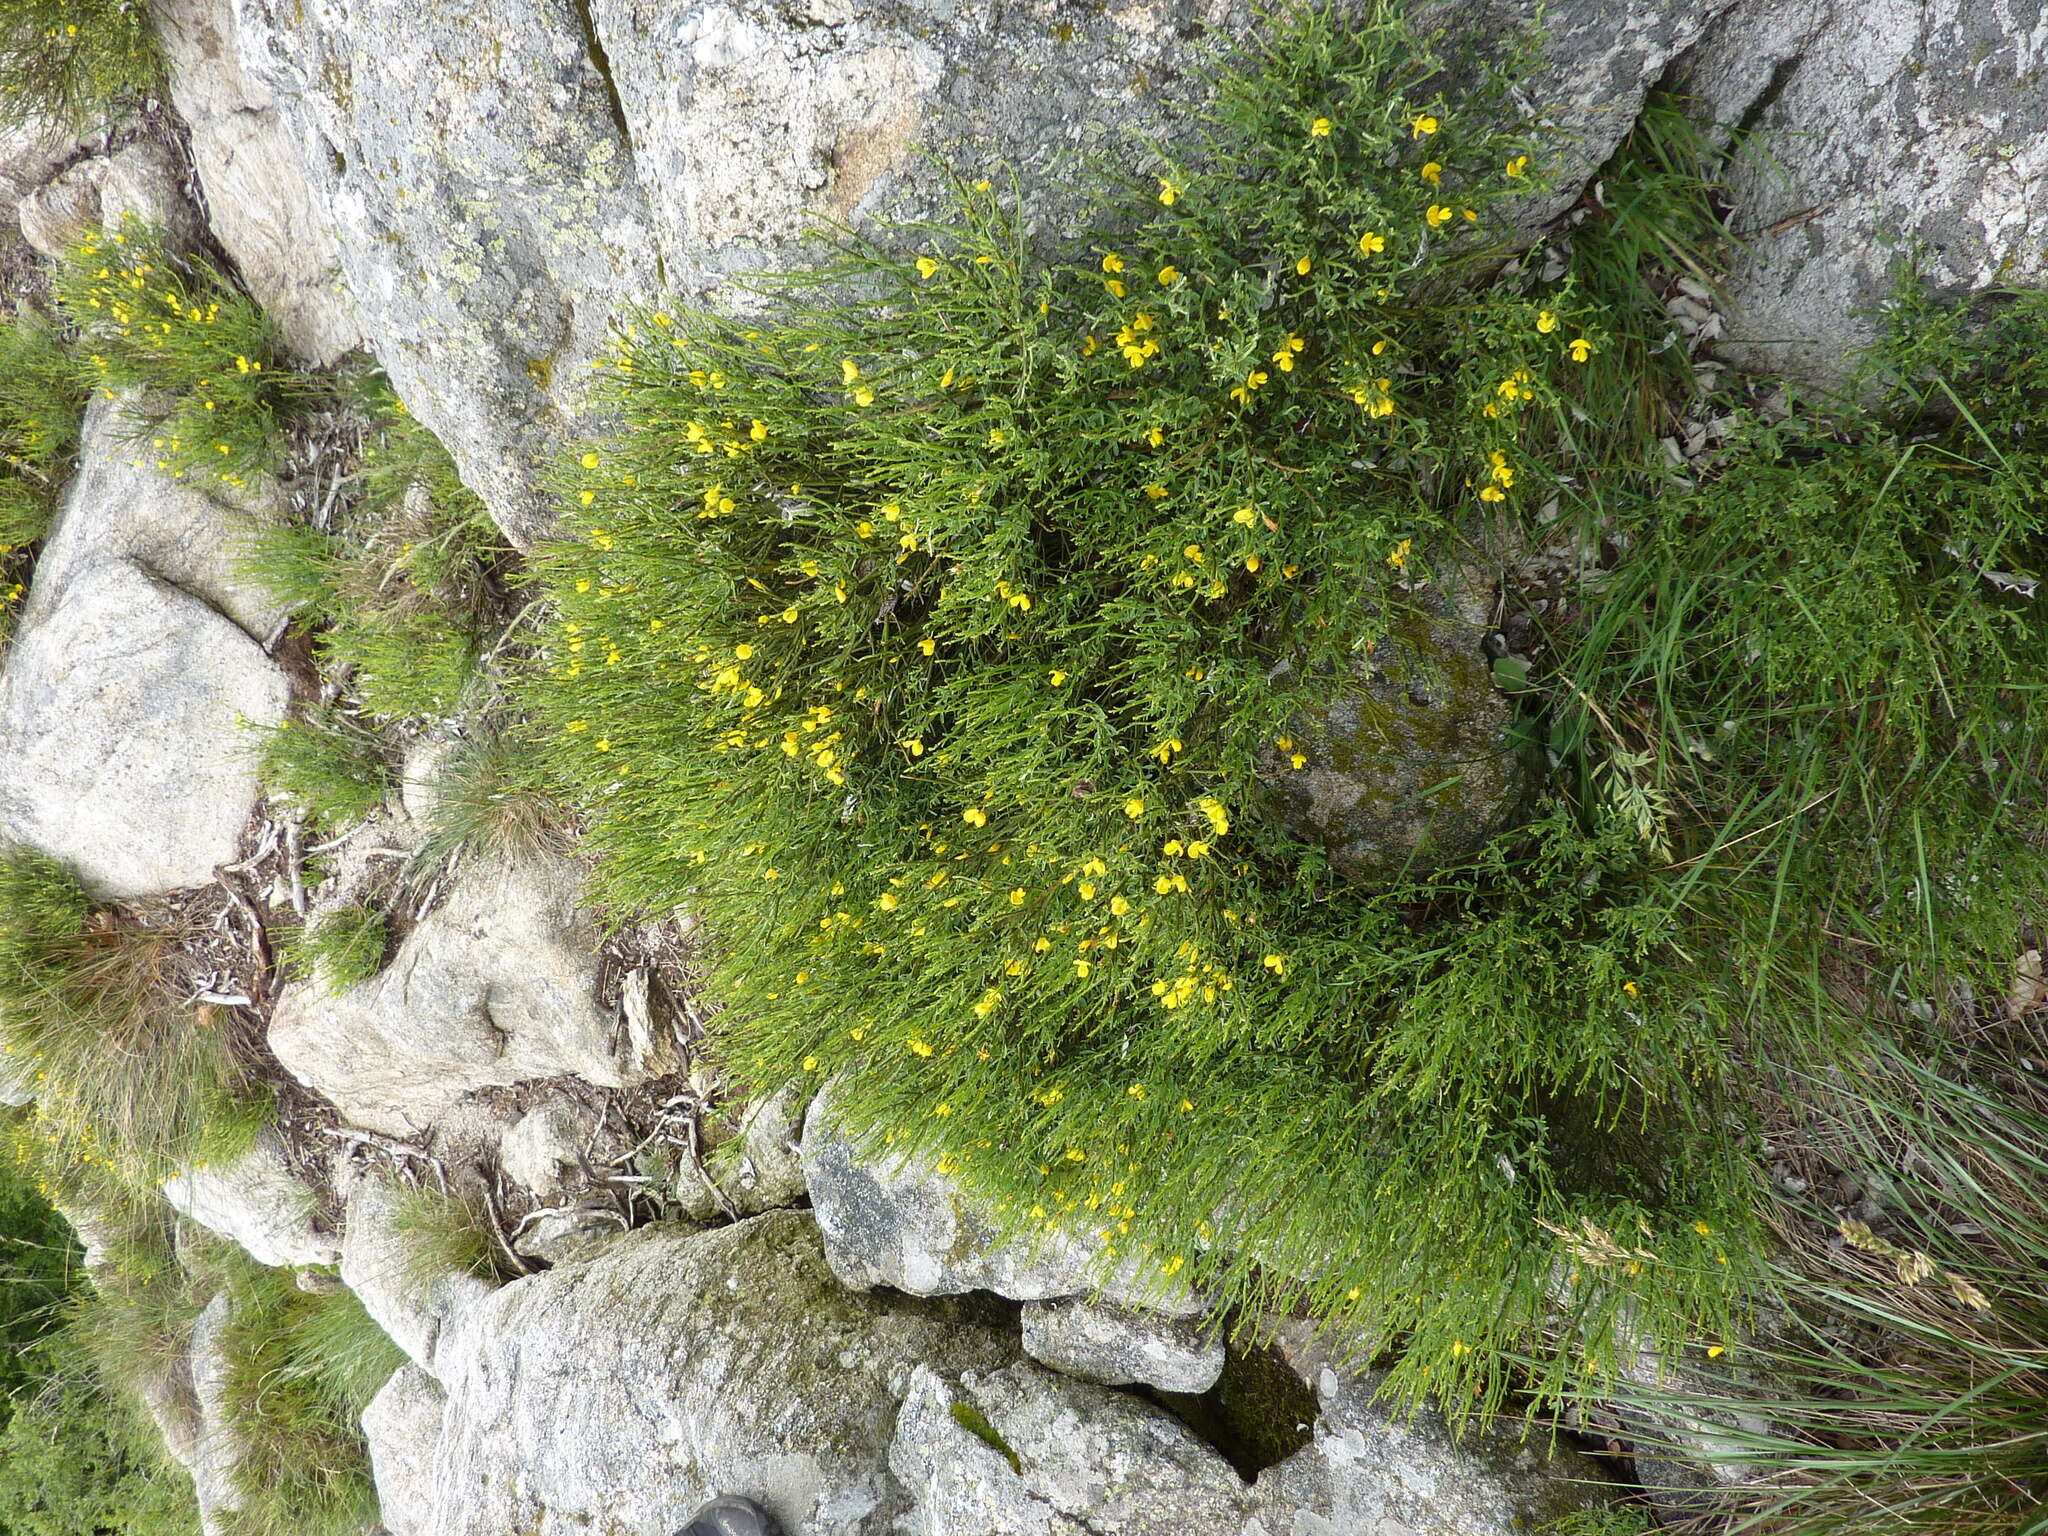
(234, 0), (658, 545)
(713, 1082), (810, 1216)
(17, 156), (103, 257)
(97, 139), (212, 253)
(362, 1364), (446, 1536)
(1258, 565), (1531, 884)
(1021, 1298), (1223, 1394)
(152, 0), (360, 364)
(422, 1209), (1016, 1534)
(269, 856), (636, 1138)
(497, 1096), (599, 1199)
(188, 1291), (251, 1536)
(510, 1205), (628, 1265)
(802, 1081), (1205, 1320)
(337, 1173), (500, 1375)
(0, 399), (291, 897)
(161, 1129), (340, 1269)
(0, 116), (90, 203)
(1678, 0), (2048, 389)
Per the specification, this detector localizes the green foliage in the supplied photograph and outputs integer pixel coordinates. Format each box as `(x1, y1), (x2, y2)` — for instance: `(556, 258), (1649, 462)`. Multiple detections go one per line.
(386, 1183), (509, 1287)
(321, 609), (480, 721)
(288, 904), (388, 994)
(52, 222), (310, 488)
(0, 1124), (80, 1410)
(1609, 1039), (2048, 1536)
(516, 1), (1759, 1414)
(211, 1260), (402, 1536)
(252, 706), (392, 834)
(0, 849), (234, 1188)
(0, 0), (162, 130)
(408, 731), (572, 874)
(0, 303), (88, 652)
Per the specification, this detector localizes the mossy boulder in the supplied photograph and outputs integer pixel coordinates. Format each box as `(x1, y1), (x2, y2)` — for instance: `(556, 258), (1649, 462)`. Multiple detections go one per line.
(1259, 562), (1535, 884)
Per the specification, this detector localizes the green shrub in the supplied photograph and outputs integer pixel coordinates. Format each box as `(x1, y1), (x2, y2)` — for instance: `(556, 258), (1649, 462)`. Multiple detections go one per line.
(252, 707), (392, 834)
(52, 222), (312, 487)
(0, 0), (162, 130)
(0, 849), (234, 1187)
(319, 608), (480, 721)
(288, 904), (388, 994)
(516, 2), (1766, 1413)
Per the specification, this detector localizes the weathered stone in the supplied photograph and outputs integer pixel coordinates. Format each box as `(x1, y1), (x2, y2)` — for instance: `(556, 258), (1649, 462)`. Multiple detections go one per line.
(0, 116), (89, 203)
(423, 1210), (1016, 1534)
(97, 139), (211, 252)
(1021, 1298), (1223, 1394)
(233, 0), (658, 545)
(152, 0), (360, 364)
(362, 1364), (446, 1536)
(497, 1096), (599, 1199)
(713, 1082), (810, 1216)
(0, 399), (291, 898)
(1258, 565), (1531, 884)
(269, 856), (634, 1138)
(161, 1130), (340, 1269)
(803, 1082), (1205, 1319)
(510, 1205), (628, 1265)
(1676, 0), (2048, 388)
(337, 1172), (500, 1375)
(16, 156), (103, 257)
(188, 1291), (251, 1536)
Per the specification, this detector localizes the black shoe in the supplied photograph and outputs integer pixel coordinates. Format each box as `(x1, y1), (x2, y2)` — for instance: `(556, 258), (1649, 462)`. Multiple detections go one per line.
(676, 1494), (785, 1536)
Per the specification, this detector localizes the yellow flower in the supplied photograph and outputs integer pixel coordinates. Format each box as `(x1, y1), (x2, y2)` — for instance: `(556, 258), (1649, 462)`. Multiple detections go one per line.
(1123, 797), (1146, 819)
(1568, 336), (1594, 362)
(1074, 959), (1092, 977)
(1101, 252), (1125, 274)
(841, 358), (860, 384)
(1386, 537), (1412, 570)
(580, 450), (600, 469)
(1009, 888), (1027, 906)
(1694, 1220), (1714, 1236)
(876, 893), (900, 910)
(1295, 255), (1313, 276)
(1409, 112), (1439, 136)
(1263, 953), (1287, 976)
(1623, 979), (1639, 997)
(1357, 230), (1386, 256)
(1232, 505), (1257, 526)
(1420, 160), (1442, 184)
(1505, 154), (1529, 177)
(1050, 669), (1068, 686)
(1106, 278), (1127, 297)
(1110, 896), (1132, 916)
(1706, 1345), (1726, 1359)
(1536, 309), (1558, 333)
(909, 1038), (934, 1057)
(854, 386), (875, 406)
(963, 807), (989, 827)
(1309, 116), (1332, 137)
(918, 636), (937, 656)
(1425, 204), (1453, 229)
(916, 255), (940, 279)
(1156, 264), (1179, 286)
(1480, 484), (1506, 502)
(1158, 177), (1179, 205)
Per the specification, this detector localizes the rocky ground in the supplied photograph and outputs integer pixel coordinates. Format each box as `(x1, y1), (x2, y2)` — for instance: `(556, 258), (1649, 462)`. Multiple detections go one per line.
(0, 0), (2042, 1531)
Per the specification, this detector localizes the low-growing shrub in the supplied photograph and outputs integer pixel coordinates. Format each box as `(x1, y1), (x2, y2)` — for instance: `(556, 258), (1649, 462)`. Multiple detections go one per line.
(252, 707), (392, 834)
(0, 0), (162, 130)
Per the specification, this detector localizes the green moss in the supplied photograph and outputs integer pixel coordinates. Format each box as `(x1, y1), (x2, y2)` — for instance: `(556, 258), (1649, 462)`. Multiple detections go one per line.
(949, 1399), (1022, 1472)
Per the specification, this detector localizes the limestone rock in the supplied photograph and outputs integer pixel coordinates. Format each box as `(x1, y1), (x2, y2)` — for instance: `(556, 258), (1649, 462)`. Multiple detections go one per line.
(152, 0), (360, 364)
(337, 1173), (500, 1374)
(803, 1082), (1205, 1319)
(422, 1209), (1016, 1534)
(234, 0), (658, 544)
(161, 1130), (340, 1269)
(713, 1082), (810, 1216)
(1021, 1298), (1223, 1395)
(1677, 0), (2048, 388)
(498, 1096), (599, 1199)
(1258, 567), (1531, 884)
(361, 1364), (447, 1536)
(269, 856), (635, 1137)
(0, 414), (291, 895)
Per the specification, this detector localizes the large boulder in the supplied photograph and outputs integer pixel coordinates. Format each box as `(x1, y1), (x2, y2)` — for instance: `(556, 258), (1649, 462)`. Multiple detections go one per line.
(421, 1209), (1017, 1535)
(337, 1172), (500, 1375)
(1256, 564), (1532, 885)
(1677, 0), (2048, 388)
(362, 1364), (447, 1536)
(1020, 1298), (1223, 1395)
(268, 855), (641, 1137)
(150, 0), (361, 364)
(0, 400), (289, 898)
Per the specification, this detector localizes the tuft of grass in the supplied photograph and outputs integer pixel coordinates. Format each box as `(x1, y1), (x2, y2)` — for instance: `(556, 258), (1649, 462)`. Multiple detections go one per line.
(408, 731), (573, 875)
(0, 304), (90, 651)
(386, 1183), (511, 1287)
(0, 849), (236, 1188)
(251, 707), (392, 835)
(318, 609), (479, 721)
(52, 221), (313, 489)
(286, 904), (388, 995)
(0, 0), (162, 130)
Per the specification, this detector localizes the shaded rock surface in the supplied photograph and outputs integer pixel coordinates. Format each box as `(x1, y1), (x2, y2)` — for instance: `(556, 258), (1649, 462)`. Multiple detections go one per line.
(803, 1082), (1205, 1319)
(268, 855), (639, 1137)
(714, 1082), (810, 1216)
(1258, 566), (1529, 884)
(161, 1129), (341, 1269)
(420, 1209), (1017, 1535)
(337, 1172), (500, 1375)
(1021, 1297), (1223, 1394)
(0, 399), (289, 898)
(361, 1364), (447, 1536)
